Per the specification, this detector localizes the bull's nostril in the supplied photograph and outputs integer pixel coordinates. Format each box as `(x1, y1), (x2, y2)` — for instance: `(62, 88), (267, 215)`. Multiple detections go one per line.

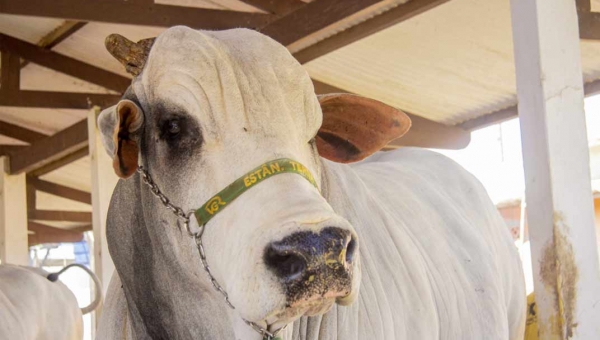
(265, 246), (307, 281)
(346, 237), (357, 264)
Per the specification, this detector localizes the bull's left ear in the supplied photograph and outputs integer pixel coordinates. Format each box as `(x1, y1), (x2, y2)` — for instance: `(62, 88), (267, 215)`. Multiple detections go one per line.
(98, 100), (144, 178)
(316, 93), (411, 163)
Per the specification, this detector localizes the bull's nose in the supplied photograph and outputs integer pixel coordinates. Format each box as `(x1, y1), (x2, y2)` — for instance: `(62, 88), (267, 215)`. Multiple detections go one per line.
(264, 227), (356, 281)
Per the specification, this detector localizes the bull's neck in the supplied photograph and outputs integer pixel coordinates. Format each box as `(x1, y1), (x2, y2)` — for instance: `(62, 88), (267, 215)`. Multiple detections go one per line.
(107, 174), (234, 339)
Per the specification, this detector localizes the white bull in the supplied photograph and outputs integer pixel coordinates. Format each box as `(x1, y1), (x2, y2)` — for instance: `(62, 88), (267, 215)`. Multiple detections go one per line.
(0, 264), (101, 340)
(96, 26), (526, 339)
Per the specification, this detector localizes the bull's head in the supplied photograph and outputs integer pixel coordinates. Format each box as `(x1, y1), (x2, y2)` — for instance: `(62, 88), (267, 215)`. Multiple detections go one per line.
(99, 26), (410, 337)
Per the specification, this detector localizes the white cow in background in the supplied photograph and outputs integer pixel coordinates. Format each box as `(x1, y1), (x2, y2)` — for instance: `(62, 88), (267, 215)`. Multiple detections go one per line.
(0, 263), (101, 340)
(95, 26), (526, 339)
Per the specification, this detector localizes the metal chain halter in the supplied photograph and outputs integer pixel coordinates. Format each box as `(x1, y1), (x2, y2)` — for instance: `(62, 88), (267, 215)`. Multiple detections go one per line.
(137, 166), (285, 340)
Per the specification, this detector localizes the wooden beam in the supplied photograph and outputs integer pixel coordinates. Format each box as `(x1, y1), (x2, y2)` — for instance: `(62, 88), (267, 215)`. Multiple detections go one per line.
(577, 0), (591, 12)
(293, 0), (450, 64)
(0, 145), (27, 156)
(0, 34), (129, 92)
(261, 0), (383, 46)
(9, 119), (88, 174)
(28, 146), (88, 177)
(578, 11), (600, 40)
(390, 114), (470, 149)
(459, 106), (518, 131)
(30, 209), (91, 222)
(240, 0), (305, 15)
(0, 121), (48, 143)
(460, 77), (600, 131)
(312, 79), (470, 149)
(1, 51), (20, 98)
(28, 177), (91, 204)
(0, 90), (120, 109)
(0, 0), (270, 30)
(28, 221), (84, 246)
(21, 21), (87, 69)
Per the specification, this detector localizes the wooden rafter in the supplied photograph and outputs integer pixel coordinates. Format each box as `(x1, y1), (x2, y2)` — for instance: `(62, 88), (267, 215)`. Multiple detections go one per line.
(1, 90), (120, 109)
(240, 0), (305, 15)
(577, 0), (600, 40)
(293, 0), (451, 64)
(0, 51), (20, 98)
(0, 34), (129, 93)
(0, 121), (48, 143)
(8, 119), (88, 174)
(30, 209), (91, 222)
(459, 77), (600, 131)
(260, 0), (383, 46)
(28, 177), (91, 205)
(0, 0), (271, 30)
(0, 145), (26, 156)
(28, 221), (84, 246)
(312, 80), (471, 149)
(21, 21), (87, 69)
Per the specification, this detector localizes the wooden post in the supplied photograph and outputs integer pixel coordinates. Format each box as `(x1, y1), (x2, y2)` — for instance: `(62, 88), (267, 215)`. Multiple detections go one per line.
(88, 107), (119, 321)
(0, 156), (29, 265)
(510, 0), (600, 339)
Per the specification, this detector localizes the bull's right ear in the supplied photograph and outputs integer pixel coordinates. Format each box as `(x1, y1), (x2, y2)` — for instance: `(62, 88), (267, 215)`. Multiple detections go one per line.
(98, 100), (144, 178)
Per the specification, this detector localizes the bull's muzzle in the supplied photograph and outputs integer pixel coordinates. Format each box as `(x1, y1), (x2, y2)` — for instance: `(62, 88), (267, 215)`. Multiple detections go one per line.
(264, 227), (357, 303)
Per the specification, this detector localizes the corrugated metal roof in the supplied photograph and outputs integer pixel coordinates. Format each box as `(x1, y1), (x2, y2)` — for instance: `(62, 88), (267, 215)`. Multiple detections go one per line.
(306, 0), (600, 125)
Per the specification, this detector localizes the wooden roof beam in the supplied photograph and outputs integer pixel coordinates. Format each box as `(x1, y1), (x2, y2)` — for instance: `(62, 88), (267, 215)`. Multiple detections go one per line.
(0, 51), (20, 99)
(0, 34), (129, 92)
(240, 0), (305, 15)
(29, 209), (91, 222)
(28, 177), (91, 205)
(0, 121), (48, 143)
(459, 77), (600, 131)
(293, 0), (451, 64)
(8, 119), (88, 174)
(0, 0), (271, 30)
(312, 79), (471, 149)
(20, 21), (87, 69)
(0, 90), (120, 109)
(28, 221), (84, 246)
(260, 0), (383, 46)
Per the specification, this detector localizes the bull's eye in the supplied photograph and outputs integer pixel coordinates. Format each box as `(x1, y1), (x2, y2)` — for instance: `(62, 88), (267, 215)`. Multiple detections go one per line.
(167, 120), (181, 136)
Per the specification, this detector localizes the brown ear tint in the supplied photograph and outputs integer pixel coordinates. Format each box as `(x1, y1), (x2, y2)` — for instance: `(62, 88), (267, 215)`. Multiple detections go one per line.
(316, 94), (411, 163)
(112, 100), (144, 178)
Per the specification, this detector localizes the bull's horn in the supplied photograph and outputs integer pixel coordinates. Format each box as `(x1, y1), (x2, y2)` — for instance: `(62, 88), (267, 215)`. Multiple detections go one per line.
(105, 34), (156, 76)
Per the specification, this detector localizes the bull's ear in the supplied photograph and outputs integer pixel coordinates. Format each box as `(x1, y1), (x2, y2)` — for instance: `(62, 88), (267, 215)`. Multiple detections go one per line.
(97, 100), (144, 178)
(316, 93), (411, 163)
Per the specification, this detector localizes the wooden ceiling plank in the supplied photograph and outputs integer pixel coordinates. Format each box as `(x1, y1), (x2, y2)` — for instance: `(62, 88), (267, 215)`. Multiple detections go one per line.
(260, 0), (383, 46)
(240, 0), (305, 15)
(294, 0), (451, 64)
(0, 0), (271, 29)
(21, 21), (87, 69)
(0, 34), (130, 92)
(0, 90), (120, 109)
(0, 121), (48, 143)
(9, 119), (88, 174)
(29, 146), (89, 177)
(29, 177), (91, 204)
(29, 209), (91, 222)
(28, 221), (84, 246)
(312, 79), (471, 149)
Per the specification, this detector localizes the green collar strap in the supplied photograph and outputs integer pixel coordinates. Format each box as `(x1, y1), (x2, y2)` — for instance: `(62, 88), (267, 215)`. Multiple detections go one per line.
(194, 158), (318, 226)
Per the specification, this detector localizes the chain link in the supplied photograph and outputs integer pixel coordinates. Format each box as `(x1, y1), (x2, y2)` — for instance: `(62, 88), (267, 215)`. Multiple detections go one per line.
(136, 166), (286, 339)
